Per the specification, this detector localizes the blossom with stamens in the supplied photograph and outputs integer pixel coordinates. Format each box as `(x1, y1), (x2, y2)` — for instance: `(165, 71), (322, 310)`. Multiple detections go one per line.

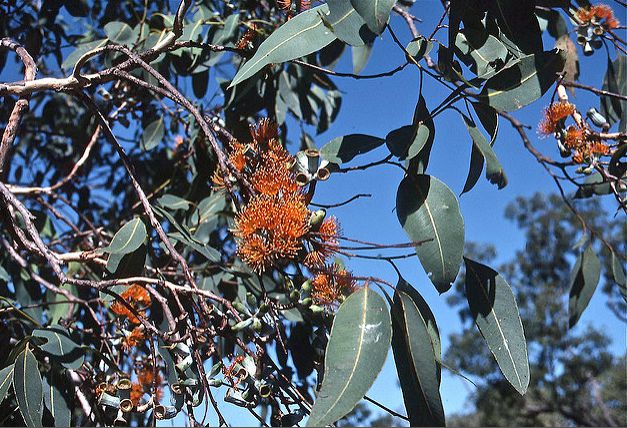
(576, 4), (619, 29)
(110, 284), (151, 324)
(538, 102), (576, 135)
(311, 264), (357, 307)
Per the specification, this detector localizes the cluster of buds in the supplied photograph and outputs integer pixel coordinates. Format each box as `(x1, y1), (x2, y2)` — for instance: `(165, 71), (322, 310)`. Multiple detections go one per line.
(575, 4), (620, 55)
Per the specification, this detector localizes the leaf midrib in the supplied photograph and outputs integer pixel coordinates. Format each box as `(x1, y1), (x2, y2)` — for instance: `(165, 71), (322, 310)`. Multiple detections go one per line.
(468, 264), (523, 388)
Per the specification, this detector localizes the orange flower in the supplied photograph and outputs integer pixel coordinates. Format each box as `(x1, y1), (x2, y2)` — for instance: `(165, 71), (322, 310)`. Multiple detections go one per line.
(229, 142), (247, 172)
(539, 102), (576, 135)
(122, 326), (145, 351)
(590, 141), (610, 155)
(576, 4), (619, 29)
(564, 125), (586, 149)
(311, 264), (357, 307)
(234, 192), (310, 272)
(250, 118), (278, 145)
(110, 285), (151, 324)
(277, 0), (291, 9)
(304, 217), (341, 269)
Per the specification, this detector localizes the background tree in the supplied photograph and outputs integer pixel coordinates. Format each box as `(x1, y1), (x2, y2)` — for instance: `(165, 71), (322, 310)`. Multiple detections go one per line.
(0, 0), (624, 426)
(447, 193), (626, 427)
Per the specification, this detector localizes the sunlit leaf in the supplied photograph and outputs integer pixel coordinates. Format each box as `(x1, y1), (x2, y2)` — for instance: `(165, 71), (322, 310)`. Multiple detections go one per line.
(0, 364), (14, 405)
(103, 217), (147, 255)
(464, 257), (529, 395)
(306, 286), (391, 427)
(349, 0), (396, 35)
(141, 118), (165, 151)
(321, 134), (385, 164)
(396, 175), (464, 293)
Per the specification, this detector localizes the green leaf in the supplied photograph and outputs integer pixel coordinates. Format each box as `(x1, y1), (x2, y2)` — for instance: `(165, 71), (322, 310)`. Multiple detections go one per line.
(460, 114), (507, 191)
(229, 5), (336, 87)
(157, 194), (191, 211)
(320, 134), (385, 164)
(600, 55), (627, 132)
(32, 327), (85, 370)
(306, 286), (391, 427)
(463, 258), (529, 395)
(349, 0), (396, 35)
(611, 251), (626, 287)
(104, 21), (137, 45)
(478, 49), (566, 111)
(573, 172), (611, 199)
(103, 217), (147, 255)
(396, 175), (465, 293)
(352, 42), (374, 74)
(141, 118), (165, 151)
(455, 28), (509, 78)
(462, 143), (485, 195)
(406, 37), (433, 61)
(568, 245), (601, 328)
(0, 364), (14, 405)
(42, 370), (71, 427)
(14, 346), (43, 427)
(61, 38), (108, 70)
(391, 280), (444, 426)
(327, 0), (375, 46)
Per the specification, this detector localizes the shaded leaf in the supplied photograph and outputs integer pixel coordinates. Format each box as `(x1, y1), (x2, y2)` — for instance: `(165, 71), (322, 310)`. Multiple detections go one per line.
(141, 118), (165, 151)
(0, 364), (14, 405)
(611, 251), (626, 287)
(192, 70), (209, 98)
(600, 55), (626, 132)
(14, 347), (43, 427)
(42, 370), (71, 427)
(306, 286), (391, 427)
(460, 114), (507, 191)
(478, 49), (566, 111)
(391, 280), (444, 426)
(352, 41), (374, 74)
(568, 245), (601, 328)
(104, 21), (137, 45)
(103, 217), (147, 255)
(32, 327), (85, 370)
(61, 39), (108, 70)
(396, 175), (464, 293)
(320, 134), (385, 164)
(488, 0), (543, 54)
(455, 28), (509, 78)
(464, 257), (530, 395)
(157, 194), (191, 211)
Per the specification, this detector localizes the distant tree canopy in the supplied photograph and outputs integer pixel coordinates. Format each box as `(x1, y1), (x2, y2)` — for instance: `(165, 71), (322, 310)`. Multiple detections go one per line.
(0, 0), (625, 426)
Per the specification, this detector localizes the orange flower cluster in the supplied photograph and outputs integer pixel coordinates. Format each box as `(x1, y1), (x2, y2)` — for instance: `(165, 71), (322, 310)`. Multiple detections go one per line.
(110, 284), (151, 324)
(131, 365), (163, 405)
(311, 264), (357, 307)
(122, 326), (146, 351)
(539, 102), (576, 135)
(304, 216), (341, 269)
(576, 4), (619, 29)
(231, 120), (311, 272)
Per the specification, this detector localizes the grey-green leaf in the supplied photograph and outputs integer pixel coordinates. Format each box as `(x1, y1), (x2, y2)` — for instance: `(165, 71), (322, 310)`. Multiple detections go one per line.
(320, 134), (385, 164)
(600, 55), (626, 132)
(349, 0), (396, 35)
(157, 194), (191, 211)
(306, 286), (391, 427)
(32, 327), (85, 370)
(478, 49), (566, 111)
(568, 245), (601, 328)
(352, 42), (374, 74)
(104, 21), (137, 45)
(141, 118), (165, 151)
(396, 175), (465, 293)
(229, 5), (336, 87)
(0, 364), (14, 405)
(611, 251), (626, 287)
(61, 39), (108, 70)
(103, 217), (147, 255)
(42, 370), (71, 427)
(327, 0), (375, 46)
(464, 257), (529, 395)
(391, 281), (444, 426)
(460, 114), (507, 190)
(14, 347), (43, 427)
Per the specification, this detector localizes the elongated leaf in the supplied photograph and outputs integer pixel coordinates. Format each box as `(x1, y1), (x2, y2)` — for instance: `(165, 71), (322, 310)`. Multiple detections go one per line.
(104, 21), (137, 45)
(350, 0), (395, 35)
(611, 251), (626, 287)
(487, 0), (543, 54)
(455, 28), (509, 78)
(320, 134), (385, 164)
(14, 347), (43, 427)
(391, 281), (444, 426)
(478, 49), (565, 111)
(42, 370), (71, 427)
(141, 118), (165, 151)
(396, 175), (464, 293)
(157, 194), (191, 211)
(0, 364), (14, 405)
(600, 55), (627, 132)
(306, 286), (391, 427)
(462, 143), (485, 195)
(568, 245), (601, 328)
(460, 114), (507, 190)
(61, 38), (108, 70)
(464, 258), (529, 395)
(32, 327), (84, 370)
(230, 5), (335, 87)
(103, 217), (147, 255)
